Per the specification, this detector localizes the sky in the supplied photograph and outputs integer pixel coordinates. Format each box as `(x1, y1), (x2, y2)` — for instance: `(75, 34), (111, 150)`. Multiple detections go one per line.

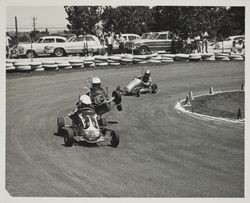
(6, 6), (68, 32)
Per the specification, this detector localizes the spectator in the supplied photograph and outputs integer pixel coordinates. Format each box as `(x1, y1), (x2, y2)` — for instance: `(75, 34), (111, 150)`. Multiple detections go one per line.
(202, 30), (209, 53)
(99, 34), (105, 47)
(238, 40), (243, 53)
(194, 33), (201, 53)
(117, 33), (125, 54)
(105, 32), (114, 56)
(170, 34), (177, 54)
(231, 40), (237, 53)
(6, 33), (11, 58)
(186, 35), (192, 54)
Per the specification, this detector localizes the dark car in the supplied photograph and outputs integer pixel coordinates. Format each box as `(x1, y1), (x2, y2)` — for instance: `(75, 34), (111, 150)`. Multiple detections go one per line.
(125, 31), (177, 55)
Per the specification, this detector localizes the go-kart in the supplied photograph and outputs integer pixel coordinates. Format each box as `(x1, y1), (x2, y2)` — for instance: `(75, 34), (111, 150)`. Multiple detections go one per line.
(121, 76), (158, 97)
(84, 77), (122, 115)
(57, 107), (119, 147)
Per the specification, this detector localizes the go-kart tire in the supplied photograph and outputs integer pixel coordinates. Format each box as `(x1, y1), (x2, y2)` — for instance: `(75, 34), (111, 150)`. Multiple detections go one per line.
(112, 90), (122, 105)
(110, 131), (119, 148)
(99, 117), (107, 127)
(64, 128), (74, 147)
(151, 84), (158, 94)
(136, 89), (141, 97)
(99, 118), (107, 135)
(57, 117), (65, 135)
(116, 104), (122, 111)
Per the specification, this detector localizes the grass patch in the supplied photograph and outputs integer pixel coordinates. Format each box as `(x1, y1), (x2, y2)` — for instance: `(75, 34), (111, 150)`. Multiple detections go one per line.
(182, 91), (244, 119)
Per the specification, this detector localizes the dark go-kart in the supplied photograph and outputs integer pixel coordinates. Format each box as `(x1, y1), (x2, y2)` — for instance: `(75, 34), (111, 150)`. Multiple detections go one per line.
(57, 107), (119, 147)
(120, 76), (157, 97)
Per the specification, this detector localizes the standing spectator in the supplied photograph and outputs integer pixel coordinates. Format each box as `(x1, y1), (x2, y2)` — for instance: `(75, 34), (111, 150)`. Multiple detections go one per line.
(231, 41), (237, 53)
(238, 40), (243, 53)
(6, 33), (11, 58)
(99, 34), (105, 47)
(202, 30), (209, 53)
(117, 33), (125, 54)
(170, 36), (176, 54)
(194, 33), (201, 53)
(105, 32), (114, 56)
(186, 35), (192, 54)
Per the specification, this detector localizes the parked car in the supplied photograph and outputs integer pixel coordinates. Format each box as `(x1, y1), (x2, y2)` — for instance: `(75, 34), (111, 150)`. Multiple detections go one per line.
(214, 35), (245, 51)
(9, 36), (67, 58)
(140, 32), (156, 39)
(125, 31), (176, 55)
(44, 34), (106, 56)
(113, 34), (141, 53)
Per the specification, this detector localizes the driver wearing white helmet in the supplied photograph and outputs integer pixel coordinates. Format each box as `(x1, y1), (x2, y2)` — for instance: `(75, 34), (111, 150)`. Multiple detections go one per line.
(69, 95), (94, 124)
(87, 77), (108, 105)
(138, 69), (152, 88)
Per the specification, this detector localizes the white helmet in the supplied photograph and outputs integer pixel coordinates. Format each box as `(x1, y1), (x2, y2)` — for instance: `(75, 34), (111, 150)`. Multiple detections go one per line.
(79, 95), (92, 105)
(92, 77), (101, 84)
(91, 77), (101, 88)
(145, 69), (151, 75)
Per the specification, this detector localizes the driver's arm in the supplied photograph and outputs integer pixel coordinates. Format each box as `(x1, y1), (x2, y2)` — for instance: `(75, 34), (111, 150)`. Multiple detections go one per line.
(143, 77), (152, 86)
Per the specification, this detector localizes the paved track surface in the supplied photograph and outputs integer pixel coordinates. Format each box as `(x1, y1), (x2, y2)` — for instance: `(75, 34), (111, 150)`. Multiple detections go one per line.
(6, 61), (244, 197)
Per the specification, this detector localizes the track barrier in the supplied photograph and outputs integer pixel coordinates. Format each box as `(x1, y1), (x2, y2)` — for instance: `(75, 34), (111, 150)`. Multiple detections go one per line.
(6, 51), (245, 73)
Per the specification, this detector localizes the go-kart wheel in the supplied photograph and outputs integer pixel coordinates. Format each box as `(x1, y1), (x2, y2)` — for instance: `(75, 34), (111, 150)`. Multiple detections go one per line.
(110, 131), (119, 148)
(57, 117), (65, 135)
(116, 104), (122, 111)
(64, 128), (74, 147)
(99, 118), (107, 136)
(112, 90), (122, 110)
(98, 118), (107, 127)
(151, 84), (158, 94)
(136, 89), (141, 97)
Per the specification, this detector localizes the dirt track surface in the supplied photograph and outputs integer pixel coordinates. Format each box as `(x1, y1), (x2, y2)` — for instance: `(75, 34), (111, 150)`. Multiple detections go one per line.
(6, 61), (244, 197)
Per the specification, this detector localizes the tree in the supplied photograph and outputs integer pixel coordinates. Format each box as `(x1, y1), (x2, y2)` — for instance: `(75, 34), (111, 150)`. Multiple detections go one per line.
(101, 6), (154, 35)
(64, 6), (102, 35)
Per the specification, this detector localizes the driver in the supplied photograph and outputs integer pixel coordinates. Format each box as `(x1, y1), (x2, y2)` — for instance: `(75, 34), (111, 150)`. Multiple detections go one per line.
(69, 95), (94, 124)
(87, 77), (108, 105)
(138, 69), (152, 88)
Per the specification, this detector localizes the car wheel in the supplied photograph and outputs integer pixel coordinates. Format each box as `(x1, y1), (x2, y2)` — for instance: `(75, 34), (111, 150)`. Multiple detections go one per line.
(110, 131), (119, 148)
(26, 50), (36, 58)
(151, 84), (158, 94)
(57, 117), (65, 135)
(64, 128), (74, 147)
(139, 46), (149, 55)
(54, 48), (65, 57)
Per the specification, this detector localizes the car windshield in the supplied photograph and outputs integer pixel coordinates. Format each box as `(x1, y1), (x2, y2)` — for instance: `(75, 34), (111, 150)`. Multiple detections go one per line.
(224, 38), (231, 41)
(37, 38), (43, 43)
(141, 33), (150, 39)
(148, 33), (158, 39)
(67, 35), (94, 42)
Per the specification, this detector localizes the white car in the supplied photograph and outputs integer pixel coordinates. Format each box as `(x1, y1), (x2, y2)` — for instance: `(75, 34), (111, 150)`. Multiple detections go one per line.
(122, 34), (141, 41)
(113, 33), (141, 52)
(44, 35), (106, 56)
(10, 36), (67, 58)
(214, 35), (245, 51)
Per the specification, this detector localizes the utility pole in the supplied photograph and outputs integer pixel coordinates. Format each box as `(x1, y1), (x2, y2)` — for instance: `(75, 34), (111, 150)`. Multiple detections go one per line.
(15, 16), (18, 45)
(32, 17), (37, 41)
